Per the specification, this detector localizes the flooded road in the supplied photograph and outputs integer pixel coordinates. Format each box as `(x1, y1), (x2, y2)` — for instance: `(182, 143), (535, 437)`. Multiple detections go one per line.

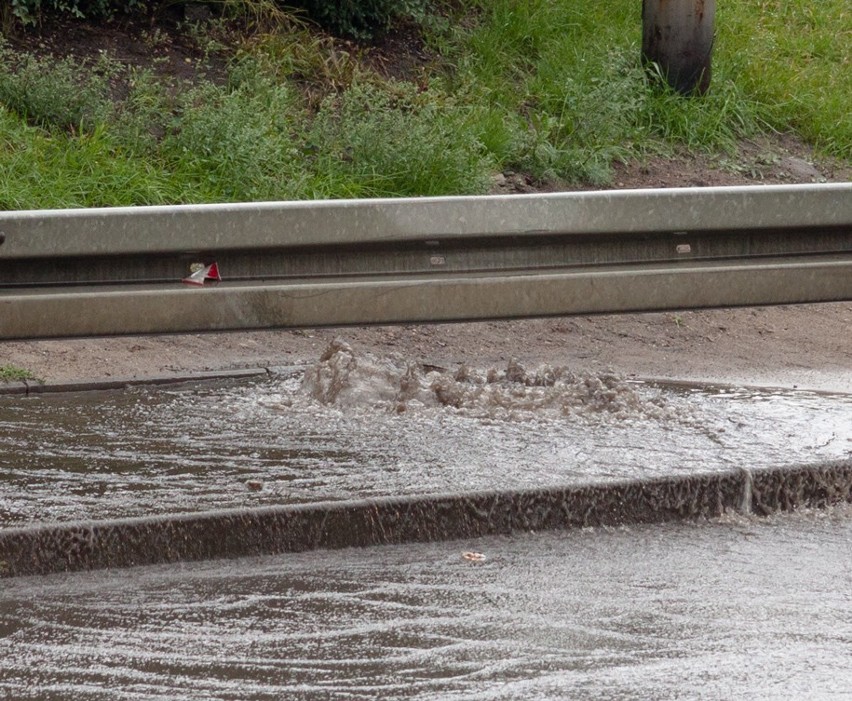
(1, 342), (851, 697)
(1, 507), (850, 700)
(1, 344), (850, 527)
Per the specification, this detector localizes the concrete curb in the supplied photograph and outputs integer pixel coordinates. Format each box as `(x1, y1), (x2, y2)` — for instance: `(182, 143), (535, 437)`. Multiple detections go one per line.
(3, 367), (849, 398)
(0, 381), (28, 395)
(1, 459), (849, 579)
(0, 365), (308, 396)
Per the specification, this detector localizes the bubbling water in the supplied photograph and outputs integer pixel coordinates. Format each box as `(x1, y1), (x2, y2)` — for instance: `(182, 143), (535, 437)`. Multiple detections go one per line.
(300, 337), (674, 422)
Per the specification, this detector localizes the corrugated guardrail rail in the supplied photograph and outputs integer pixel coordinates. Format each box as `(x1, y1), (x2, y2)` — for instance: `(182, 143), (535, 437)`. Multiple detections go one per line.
(1, 183), (850, 339)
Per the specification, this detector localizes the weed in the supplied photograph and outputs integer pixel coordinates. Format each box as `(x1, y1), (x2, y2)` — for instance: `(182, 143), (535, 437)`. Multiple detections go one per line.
(0, 364), (36, 381)
(109, 68), (175, 156)
(307, 81), (493, 197)
(160, 70), (306, 201)
(0, 47), (114, 133)
(246, 30), (362, 96)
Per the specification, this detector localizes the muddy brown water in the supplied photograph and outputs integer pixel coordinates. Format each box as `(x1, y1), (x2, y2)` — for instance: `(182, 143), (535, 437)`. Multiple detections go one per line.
(1, 342), (850, 527)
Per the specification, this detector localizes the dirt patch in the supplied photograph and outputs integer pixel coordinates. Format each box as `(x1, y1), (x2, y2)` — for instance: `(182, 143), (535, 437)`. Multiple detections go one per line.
(491, 134), (851, 195)
(2, 301), (850, 393)
(611, 136), (850, 189)
(3, 8), (220, 83)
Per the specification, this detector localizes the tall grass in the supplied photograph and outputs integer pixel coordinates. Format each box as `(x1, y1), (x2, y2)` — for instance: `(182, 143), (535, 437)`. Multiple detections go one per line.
(0, 50), (493, 207)
(716, 0), (850, 158)
(443, 0), (774, 182)
(0, 0), (847, 209)
(160, 72), (308, 202)
(0, 48), (115, 132)
(0, 109), (194, 209)
(306, 82), (492, 197)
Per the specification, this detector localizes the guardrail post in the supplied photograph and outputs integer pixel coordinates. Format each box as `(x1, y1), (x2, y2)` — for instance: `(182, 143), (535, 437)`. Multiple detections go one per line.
(642, 0), (715, 95)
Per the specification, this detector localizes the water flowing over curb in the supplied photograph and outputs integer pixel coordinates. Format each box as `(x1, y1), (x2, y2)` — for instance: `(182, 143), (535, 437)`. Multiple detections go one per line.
(1, 460), (850, 578)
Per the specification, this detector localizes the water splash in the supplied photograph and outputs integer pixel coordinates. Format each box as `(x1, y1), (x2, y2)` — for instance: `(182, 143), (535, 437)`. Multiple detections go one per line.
(301, 337), (673, 422)
(740, 468), (754, 515)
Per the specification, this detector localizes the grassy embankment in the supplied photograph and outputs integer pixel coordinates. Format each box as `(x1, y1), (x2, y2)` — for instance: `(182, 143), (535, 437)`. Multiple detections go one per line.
(0, 0), (848, 208)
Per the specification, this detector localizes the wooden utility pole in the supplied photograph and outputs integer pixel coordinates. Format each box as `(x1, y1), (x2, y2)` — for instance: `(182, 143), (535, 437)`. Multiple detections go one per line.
(642, 0), (715, 94)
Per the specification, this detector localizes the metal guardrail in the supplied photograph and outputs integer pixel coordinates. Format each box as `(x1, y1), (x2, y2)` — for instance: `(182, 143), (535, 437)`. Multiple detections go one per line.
(0, 183), (850, 339)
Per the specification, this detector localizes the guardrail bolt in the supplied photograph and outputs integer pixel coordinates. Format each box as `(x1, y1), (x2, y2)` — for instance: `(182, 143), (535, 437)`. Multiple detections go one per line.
(642, 0), (715, 95)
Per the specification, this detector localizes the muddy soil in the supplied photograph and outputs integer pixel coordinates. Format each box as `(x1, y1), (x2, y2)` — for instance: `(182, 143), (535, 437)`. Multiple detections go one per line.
(2, 301), (850, 393)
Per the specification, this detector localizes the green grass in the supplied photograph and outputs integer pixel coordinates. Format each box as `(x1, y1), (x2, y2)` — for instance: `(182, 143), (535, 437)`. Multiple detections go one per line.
(449, 0), (848, 162)
(0, 364), (36, 382)
(717, 0), (851, 158)
(0, 109), (196, 209)
(0, 0), (847, 208)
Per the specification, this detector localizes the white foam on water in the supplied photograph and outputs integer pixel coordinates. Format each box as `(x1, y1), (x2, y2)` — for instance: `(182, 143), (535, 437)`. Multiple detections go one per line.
(300, 337), (676, 423)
